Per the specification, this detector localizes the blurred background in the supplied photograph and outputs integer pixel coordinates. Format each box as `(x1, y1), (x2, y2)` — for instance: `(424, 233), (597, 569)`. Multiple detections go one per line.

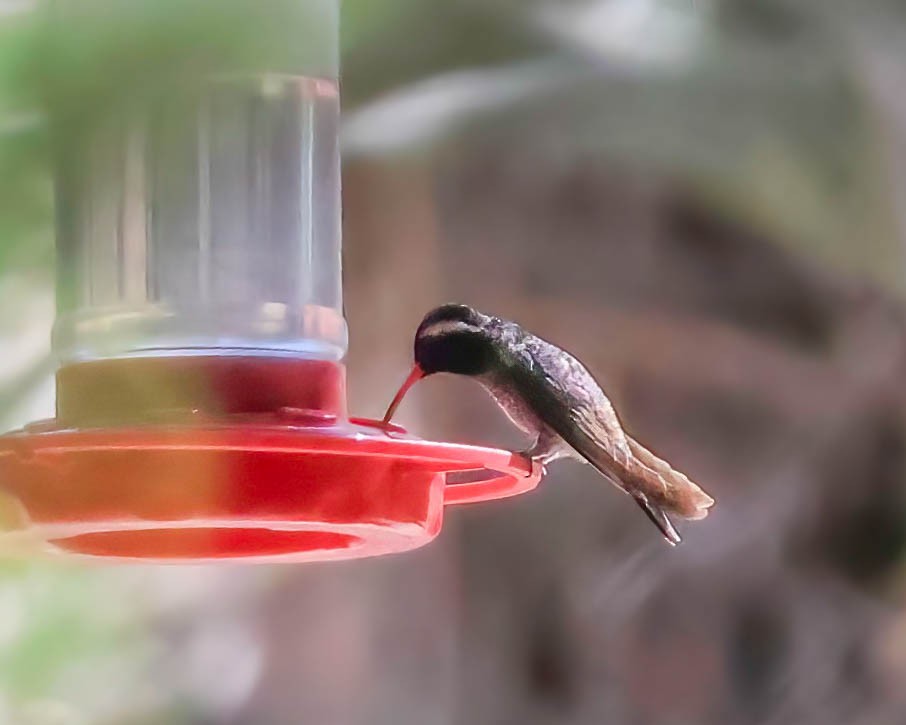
(3, 0), (906, 722)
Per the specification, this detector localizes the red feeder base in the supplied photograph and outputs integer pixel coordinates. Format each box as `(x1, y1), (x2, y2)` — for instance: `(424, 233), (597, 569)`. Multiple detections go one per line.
(0, 357), (542, 563)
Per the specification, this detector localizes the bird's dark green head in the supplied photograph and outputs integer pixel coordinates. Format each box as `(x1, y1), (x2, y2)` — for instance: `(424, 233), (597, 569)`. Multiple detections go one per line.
(414, 304), (497, 377)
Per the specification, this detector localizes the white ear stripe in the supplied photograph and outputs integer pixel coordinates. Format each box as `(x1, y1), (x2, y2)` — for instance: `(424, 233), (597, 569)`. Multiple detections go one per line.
(420, 320), (476, 337)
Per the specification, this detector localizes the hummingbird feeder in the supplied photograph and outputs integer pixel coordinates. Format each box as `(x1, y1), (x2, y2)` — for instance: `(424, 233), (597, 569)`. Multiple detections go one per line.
(0, 0), (541, 563)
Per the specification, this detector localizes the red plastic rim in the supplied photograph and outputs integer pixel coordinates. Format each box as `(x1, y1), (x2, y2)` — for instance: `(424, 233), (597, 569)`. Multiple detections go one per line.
(0, 417), (541, 563)
(0, 356), (542, 563)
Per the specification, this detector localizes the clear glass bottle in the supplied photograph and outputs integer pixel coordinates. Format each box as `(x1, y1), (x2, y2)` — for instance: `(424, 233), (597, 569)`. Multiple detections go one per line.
(51, 0), (346, 363)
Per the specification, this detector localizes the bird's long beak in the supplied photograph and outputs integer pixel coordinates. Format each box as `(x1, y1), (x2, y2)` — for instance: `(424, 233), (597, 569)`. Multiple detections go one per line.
(382, 364), (425, 424)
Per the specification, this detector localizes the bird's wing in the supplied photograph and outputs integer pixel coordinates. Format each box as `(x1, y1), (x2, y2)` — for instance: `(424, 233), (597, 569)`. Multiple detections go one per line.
(510, 334), (711, 528)
(507, 335), (632, 473)
(507, 349), (681, 544)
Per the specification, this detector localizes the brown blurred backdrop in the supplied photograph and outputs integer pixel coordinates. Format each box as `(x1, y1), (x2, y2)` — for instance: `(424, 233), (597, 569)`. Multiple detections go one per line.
(3, 1), (906, 724)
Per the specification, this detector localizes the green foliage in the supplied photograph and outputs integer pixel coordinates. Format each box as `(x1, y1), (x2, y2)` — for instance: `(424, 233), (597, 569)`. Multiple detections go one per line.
(0, 563), (158, 718)
(0, 0), (903, 289)
(338, 0), (906, 294)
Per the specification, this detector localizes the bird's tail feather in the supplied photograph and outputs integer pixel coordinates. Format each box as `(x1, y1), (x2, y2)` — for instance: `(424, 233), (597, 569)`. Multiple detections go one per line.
(632, 492), (682, 546)
(624, 436), (714, 521)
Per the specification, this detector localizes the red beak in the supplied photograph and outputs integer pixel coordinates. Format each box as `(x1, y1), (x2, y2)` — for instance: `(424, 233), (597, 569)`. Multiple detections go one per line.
(382, 365), (425, 424)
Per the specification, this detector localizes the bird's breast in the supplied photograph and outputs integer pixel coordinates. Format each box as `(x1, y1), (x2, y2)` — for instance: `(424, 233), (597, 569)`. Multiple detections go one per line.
(477, 376), (546, 436)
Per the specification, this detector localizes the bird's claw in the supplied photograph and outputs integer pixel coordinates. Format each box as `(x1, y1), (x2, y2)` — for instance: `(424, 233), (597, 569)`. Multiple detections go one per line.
(515, 450), (545, 479)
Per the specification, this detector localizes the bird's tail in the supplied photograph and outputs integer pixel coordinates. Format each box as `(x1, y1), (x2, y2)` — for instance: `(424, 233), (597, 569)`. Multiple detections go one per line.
(619, 436), (714, 545)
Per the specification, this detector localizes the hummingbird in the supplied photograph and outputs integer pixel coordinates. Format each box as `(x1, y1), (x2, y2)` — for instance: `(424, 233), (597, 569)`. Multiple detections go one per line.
(382, 304), (714, 545)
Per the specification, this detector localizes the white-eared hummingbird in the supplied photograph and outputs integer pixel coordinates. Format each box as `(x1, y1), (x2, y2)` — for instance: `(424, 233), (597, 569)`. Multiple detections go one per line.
(383, 304), (714, 545)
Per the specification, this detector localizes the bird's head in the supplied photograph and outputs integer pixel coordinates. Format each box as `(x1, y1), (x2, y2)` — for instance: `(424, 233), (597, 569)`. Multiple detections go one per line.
(383, 304), (498, 423)
(414, 304), (497, 376)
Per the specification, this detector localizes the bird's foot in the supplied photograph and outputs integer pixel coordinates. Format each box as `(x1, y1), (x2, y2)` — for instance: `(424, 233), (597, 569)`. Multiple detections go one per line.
(514, 449), (546, 478)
